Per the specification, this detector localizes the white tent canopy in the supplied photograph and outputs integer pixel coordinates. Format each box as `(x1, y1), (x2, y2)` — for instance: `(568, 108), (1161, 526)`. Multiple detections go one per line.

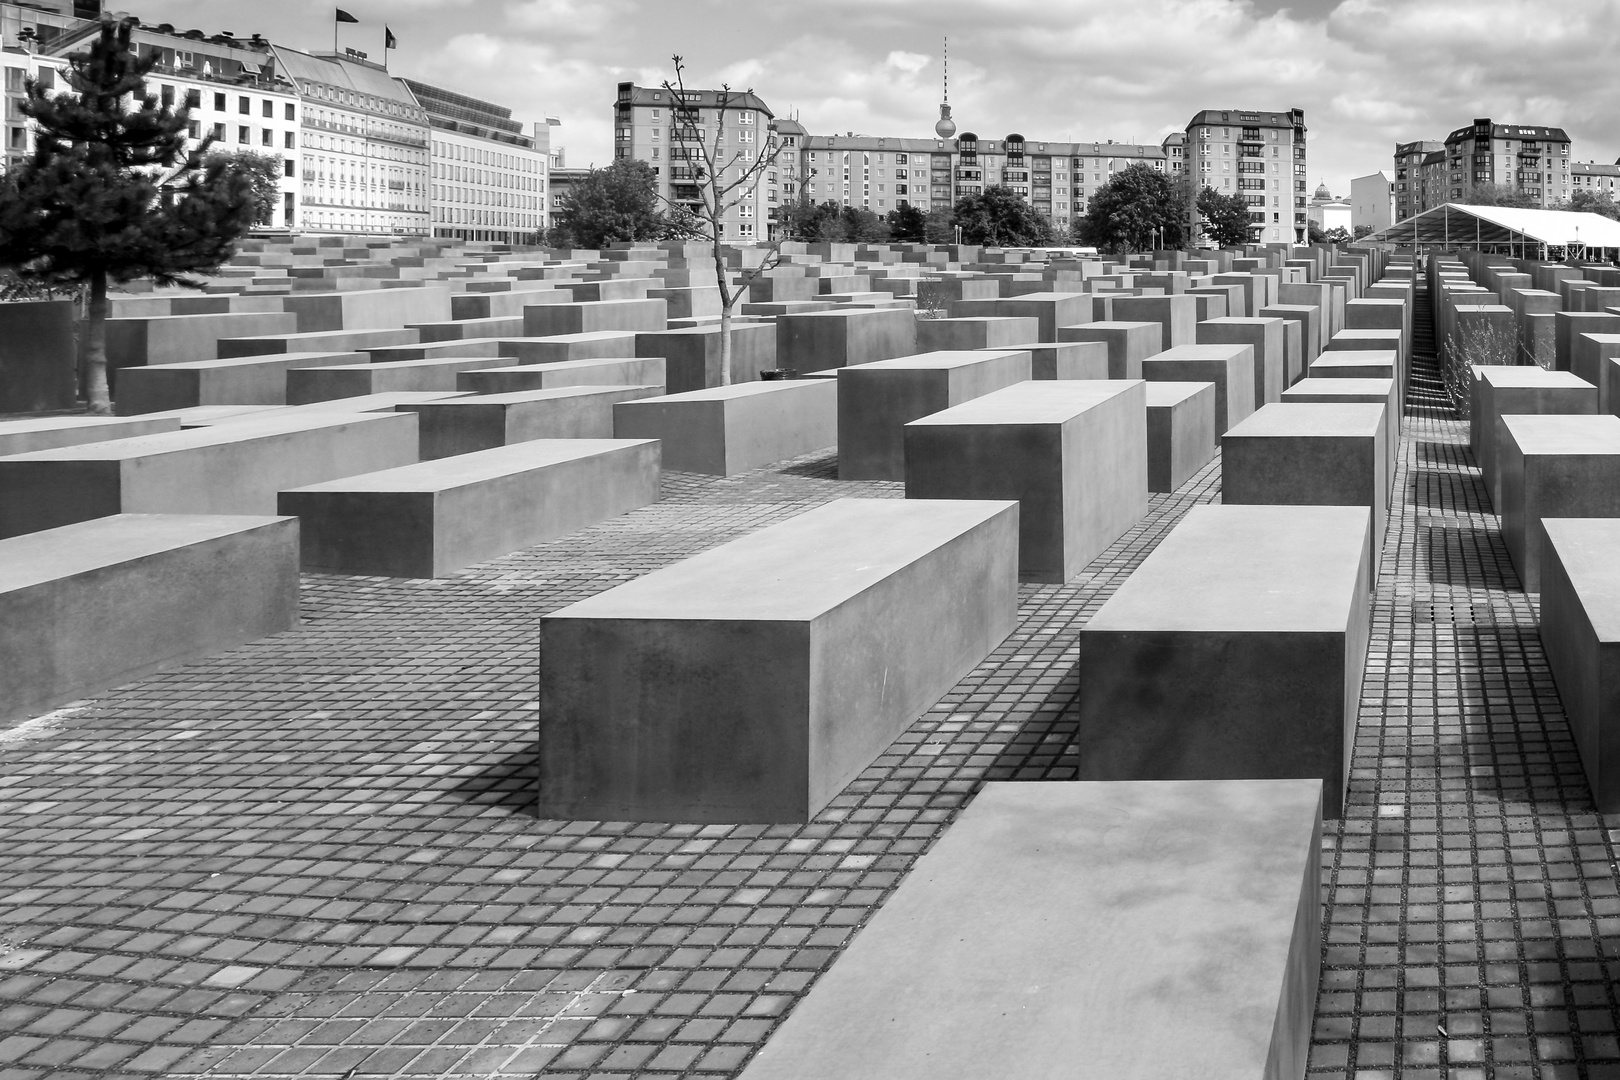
(1366, 203), (1620, 254)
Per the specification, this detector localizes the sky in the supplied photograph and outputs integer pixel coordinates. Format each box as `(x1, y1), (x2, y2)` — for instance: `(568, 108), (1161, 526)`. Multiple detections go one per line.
(121, 0), (1620, 195)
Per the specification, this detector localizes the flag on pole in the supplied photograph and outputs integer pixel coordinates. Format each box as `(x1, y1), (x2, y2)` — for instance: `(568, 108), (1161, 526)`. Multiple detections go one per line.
(385, 26), (397, 49)
(335, 8), (359, 22)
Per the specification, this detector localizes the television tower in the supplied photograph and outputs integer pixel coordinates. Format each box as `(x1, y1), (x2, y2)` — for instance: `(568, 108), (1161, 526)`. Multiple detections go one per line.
(934, 37), (956, 139)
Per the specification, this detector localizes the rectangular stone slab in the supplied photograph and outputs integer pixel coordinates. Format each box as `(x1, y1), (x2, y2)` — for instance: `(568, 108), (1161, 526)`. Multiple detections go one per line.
(286, 356), (518, 404)
(991, 292), (1097, 341)
(1077, 503), (1372, 818)
(1196, 317), (1285, 407)
(0, 514), (299, 724)
(614, 379), (837, 475)
(456, 357), (666, 393)
(0, 415), (181, 457)
(1141, 343), (1257, 436)
(1478, 369), (1597, 510)
(1539, 518), (1620, 813)
(904, 380), (1147, 583)
(280, 439), (660, 578)
(1280, 377), (1398, 500)
(1223, 401), (1387, 578)
(916, 316), (1039, 353)
(775, 307), (918, 373)
(538, 497), (1020, 822)
(1500, 414), (1620, 591)
(216, 328), (419, 357)
(836, 350), (1033, 481)
(737, 778), (1321, 1080)
(1111, 293), (1197, 351)
(1308, 350), (1397, 381)
(400, 385), (662, 460)
(114, 351), (367, 413)
(1146, 380), (1217, 493)
(1260, 303), (1323, 366)
(633, 324), (777, 391)
(1056, 321), (1161, 379)
(523, 298), (667, 336)
(1013, 340), (1109, 380)
(0, 412), (419, 538)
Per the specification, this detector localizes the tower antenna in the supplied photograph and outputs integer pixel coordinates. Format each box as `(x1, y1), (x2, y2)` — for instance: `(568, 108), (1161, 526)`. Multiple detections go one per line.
(934, 36), (956, 138)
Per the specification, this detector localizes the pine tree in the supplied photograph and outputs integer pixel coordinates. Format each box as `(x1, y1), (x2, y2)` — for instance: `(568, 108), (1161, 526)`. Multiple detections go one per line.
(0, 19), (256, 413)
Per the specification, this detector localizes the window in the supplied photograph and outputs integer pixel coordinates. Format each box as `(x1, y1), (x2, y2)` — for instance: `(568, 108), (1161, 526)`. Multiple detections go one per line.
(262, 100), (273, 118)
(262, 129), (273, 146)
(284, 158), (295, 177)
(238, 125), (249, 144)
(161, 84), (174, 108)
(212, 122), (225, 140)
(214, 93), (226, 111)
(285, 131), (295, 149)
(186, 89), (200, 108)
(239, 96), (250, 115)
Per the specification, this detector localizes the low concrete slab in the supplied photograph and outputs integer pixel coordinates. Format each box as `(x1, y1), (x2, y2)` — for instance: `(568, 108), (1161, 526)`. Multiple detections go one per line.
(115, 351), (367, 413)
(614, 379), (837, 475)
(216, 328), (418, 357)
(1146, 381), (1217, 493)
(916, 316), (1039, 352)
(538, 497), (1019, 821)
(775, 307), (918, 373)
(524, 298), (667, 336)
(286, 356), (518, 404)
(1076, 503), (1372, 818)
(0, 513), (300, 725)
(1013, 340), (1109, 380)
(280, 439), (660, 578)
(1500, 414), (1620, 591)
(283, 286), (451, 333)
(904, 380), (1148, 583)
(1139, 343), (1256, 435)
(0, 415), (182, 457)
(457, 357), (666, 394)
(736, 778), (1321, 1080)
(401, 385), (662, 460)
(1539, 518), (1620, 813)
(633, 324), (776, 392)
(836, 350), (1033, 481)
(497, 332), (642, 364)
(0, 412), (419, 538)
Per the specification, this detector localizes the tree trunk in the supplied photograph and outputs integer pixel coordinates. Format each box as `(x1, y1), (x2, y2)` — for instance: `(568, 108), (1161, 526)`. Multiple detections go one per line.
(713, 234), (732, 387)
(85, 269), (112, 415)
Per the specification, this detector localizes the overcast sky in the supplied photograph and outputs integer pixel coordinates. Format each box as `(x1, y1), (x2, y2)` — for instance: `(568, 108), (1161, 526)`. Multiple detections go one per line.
(126, 0), (1620, 194)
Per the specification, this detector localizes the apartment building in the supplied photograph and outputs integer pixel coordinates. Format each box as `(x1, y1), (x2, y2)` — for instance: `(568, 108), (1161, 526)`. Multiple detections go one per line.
(1183, 108), (1308, 243)
(1571, 160), (1620, 199)
(1440, 119), (1571, 206)
(613, 81), (775, 242)
(404, 78), (546, 244)
(273, 46), (429, 236)
(797, 131), (1164, 234)
(1350, 171), (1395, 234)
(1393, 140), (1444, 221)
(1, 8), (71, 172)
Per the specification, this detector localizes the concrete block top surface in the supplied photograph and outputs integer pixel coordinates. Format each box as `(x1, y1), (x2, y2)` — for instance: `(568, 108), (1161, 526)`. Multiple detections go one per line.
(1283, 378), (1395, 399)
(639, 380), (826, 404)
(549, 498), (1016, 623)
(1227, 401), (1384, 439)
(0, 415), (181, 439)
(407, 385), (657, 408)
(1203, 317), (1283, 327)
(1145, 381), (1214, 407)
(0, 512), (293, 592)
(1146, 344), (1254, 361)
(135, 351), (365, 371)
(1311, 350), (1398, 366)
(284, 438), (656, 495)
(1480, 368), (1594, 390)
(1541, 518), (1620, 640)
(1502, 413), (1620, 454)
(0, 411), (405, 462)
(842, 349), (1028, 372)
(907, 379), (1141, 426)
(1087, 504), (1370, 632)
(738, 778), (1322, 1080)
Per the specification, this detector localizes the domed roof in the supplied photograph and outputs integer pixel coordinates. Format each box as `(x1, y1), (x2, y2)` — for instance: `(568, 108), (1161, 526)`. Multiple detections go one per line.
(1314, 179), (1332, 200)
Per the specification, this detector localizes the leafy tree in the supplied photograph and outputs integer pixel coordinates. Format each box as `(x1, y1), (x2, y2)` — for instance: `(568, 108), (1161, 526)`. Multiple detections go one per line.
(0, 18), (255, 413)
(1072, 163), (1185, 253)
(1566, 189), (1620, 221)
(885, 202), (926, 243)
(1196, 186), (1253, 248)
(781, 200), (888, 243)
(1352, 223), (1374, 239)
(922, 207), (956, 244)
(1461, 182), (1538, 208)
(661, 56), (786, 385)
(204, 149), (283, 226)
(547, 159), (684, 249)
(953, 185), (1053, 246)
(1307, 220), (1328, 244)
(1323, 226), (1351, 243)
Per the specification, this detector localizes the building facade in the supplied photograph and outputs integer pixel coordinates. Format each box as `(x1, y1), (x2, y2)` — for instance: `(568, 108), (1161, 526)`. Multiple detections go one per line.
(614, 81), (775, 242)
(1571, 160), (1620, 200)
(2, 8), (72, 172)
(1440, 119), (1571, 206)
(1350, 171), (1395, 233)
(1393, 140), (1444, 221)
(1183, 108), (1307, 244)
(274, 46), (430, 236)
(404, 78), (545, 244)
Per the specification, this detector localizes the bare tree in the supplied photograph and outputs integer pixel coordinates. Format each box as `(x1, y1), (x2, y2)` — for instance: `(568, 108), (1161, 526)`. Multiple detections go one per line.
(661, 56), (787, 384)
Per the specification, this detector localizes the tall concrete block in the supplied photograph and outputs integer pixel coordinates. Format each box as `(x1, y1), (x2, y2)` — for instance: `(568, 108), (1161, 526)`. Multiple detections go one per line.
(991, 293), (1096, 341)
(1500, 414), (1620, 591)
(1476, 368), (1597, 509)
(1196, 317), (1285, 407)
(1556, 312), (1620, 374)
(1140, 344), (1257, 435)
(1076, 503), (1372, 818)
(776, 307), (918, 373)
(837, 350), (1033, 481)
(1260, 304), (1323, 367)
(633, 324), (777, 392)
(1111, 294), (1197, 351)
(904, 380), (1148, 583)
(1145, 381), (1217, 493)
(1057, 322), (1161, 379)
(0, 300), (77, 412)
(538, 498), (1019, 821)
(1281, 377), (1399, 499)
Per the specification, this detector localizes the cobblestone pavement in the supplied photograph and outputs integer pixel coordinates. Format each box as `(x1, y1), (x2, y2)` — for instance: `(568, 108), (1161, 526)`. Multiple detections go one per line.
(1, 398), (1614, 1078)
